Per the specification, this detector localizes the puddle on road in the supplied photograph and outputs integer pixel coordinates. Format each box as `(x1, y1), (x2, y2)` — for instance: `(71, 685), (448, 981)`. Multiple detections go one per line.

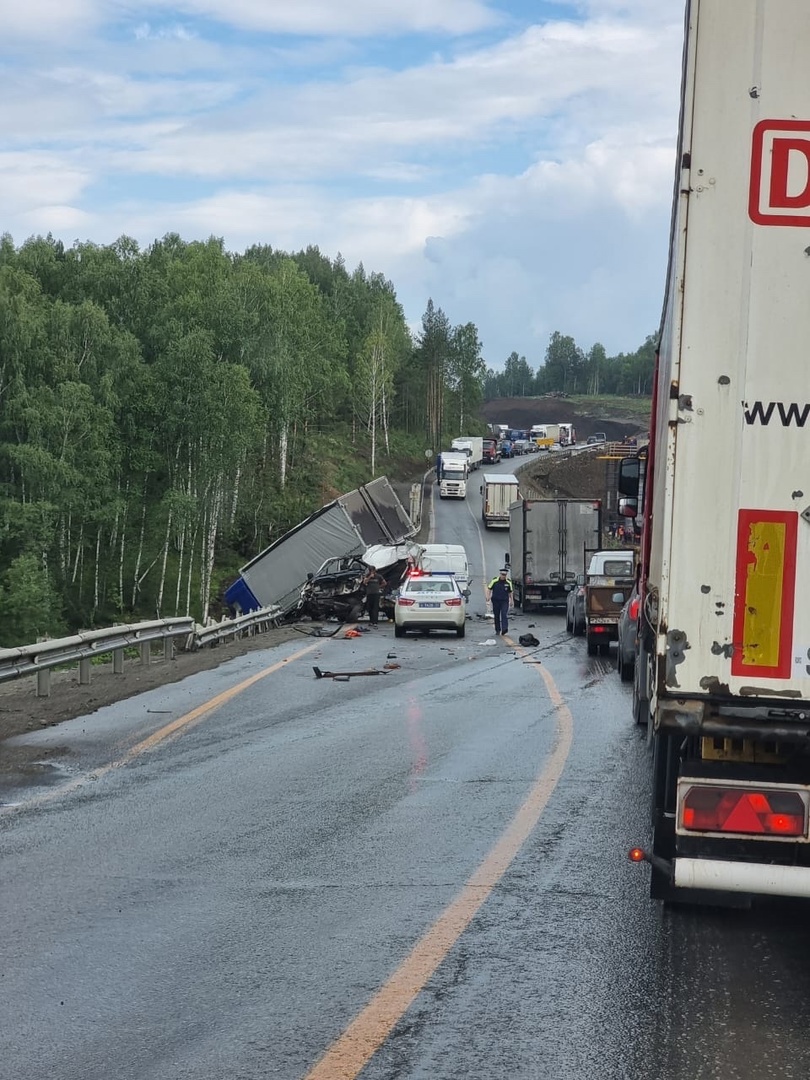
(0, 760), (71, 804)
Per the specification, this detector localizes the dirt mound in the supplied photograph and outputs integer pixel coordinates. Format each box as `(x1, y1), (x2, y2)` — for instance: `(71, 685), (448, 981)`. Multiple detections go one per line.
(481, 396), (645, 443)
(520, 448), (612, 502)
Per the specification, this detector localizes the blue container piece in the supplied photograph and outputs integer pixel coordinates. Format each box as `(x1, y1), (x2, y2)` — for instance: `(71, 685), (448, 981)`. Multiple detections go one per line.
(224, 576), (261, 614)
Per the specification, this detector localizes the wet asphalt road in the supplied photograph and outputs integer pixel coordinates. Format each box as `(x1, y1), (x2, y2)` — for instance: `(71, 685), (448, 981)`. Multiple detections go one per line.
(3, 458), (810, 1079)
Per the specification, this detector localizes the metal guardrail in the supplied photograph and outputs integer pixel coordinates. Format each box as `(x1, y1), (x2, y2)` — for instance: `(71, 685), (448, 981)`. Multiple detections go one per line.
(193, 606), (281, 649)
(0, 606), (282, 698)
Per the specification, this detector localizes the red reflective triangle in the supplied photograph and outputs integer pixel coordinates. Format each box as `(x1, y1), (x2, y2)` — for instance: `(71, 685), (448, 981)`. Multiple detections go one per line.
(721, 795), (766, 834)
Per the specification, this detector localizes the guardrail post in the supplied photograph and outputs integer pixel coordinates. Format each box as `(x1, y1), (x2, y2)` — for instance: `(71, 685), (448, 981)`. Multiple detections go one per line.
(113, 648), (124, 674)
(37, 669), (51, 697)
(140, 642), (151, 666)
(163, 637), (173, 660)
(79, 658), (91, 685)
(410, 483), (421, 528)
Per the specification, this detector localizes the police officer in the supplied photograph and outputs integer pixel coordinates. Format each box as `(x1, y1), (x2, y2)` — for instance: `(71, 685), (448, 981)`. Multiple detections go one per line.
(486, 568), (514, 635)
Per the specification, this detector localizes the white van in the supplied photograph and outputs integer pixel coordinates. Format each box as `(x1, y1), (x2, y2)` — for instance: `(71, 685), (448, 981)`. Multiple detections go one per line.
(416, 544), (471, 594)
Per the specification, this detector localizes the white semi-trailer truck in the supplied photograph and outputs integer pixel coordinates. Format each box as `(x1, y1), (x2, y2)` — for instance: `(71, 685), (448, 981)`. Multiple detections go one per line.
(437, 452), (469, 499)
(624, 0), (810, 904)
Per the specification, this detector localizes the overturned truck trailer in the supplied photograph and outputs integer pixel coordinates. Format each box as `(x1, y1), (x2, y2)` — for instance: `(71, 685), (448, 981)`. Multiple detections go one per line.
(225, 477), (416, 619)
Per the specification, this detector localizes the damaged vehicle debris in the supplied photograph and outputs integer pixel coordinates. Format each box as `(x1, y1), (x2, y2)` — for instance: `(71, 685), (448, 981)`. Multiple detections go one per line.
(297, 543), (416, 623)
(225, 477), (416, 620)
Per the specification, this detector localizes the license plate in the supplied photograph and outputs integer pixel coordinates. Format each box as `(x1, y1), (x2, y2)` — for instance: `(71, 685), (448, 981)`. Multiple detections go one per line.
(419, 602), (440, 608)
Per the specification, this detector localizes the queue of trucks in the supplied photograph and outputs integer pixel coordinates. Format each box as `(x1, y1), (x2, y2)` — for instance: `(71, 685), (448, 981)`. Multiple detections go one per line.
(622, 0), (810, 905)
(530, 423), (576, 450)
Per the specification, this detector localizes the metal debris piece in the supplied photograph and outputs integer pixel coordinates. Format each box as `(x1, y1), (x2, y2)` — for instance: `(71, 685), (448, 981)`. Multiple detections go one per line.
(313, 666), (389, 679)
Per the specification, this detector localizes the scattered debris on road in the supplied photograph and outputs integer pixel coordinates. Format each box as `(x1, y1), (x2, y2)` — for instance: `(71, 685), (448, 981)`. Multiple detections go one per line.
(313, 666), (391, 680)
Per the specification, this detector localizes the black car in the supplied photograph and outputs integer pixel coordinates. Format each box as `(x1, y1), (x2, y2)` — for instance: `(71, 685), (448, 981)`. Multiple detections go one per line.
(565, 575), (586, 636)
(616, 584), (640, 681)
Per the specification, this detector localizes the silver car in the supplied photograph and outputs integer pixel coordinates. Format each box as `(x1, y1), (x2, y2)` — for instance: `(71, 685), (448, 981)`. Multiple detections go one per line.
(394, 573), (466, 638)
(616, 585), (640, 681)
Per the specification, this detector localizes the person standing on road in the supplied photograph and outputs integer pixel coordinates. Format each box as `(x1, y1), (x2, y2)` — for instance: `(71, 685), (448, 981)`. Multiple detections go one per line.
(362, 568), (385, 627)
(486, 568), (514, 636)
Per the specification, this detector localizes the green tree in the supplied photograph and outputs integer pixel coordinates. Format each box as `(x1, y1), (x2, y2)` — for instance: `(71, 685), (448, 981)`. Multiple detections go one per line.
(0, 553), (66, 647)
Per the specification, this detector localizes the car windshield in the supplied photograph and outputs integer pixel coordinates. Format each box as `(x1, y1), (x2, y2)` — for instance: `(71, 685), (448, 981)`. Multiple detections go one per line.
(404, 579), (456, 594)
(602, 560), (633, 577)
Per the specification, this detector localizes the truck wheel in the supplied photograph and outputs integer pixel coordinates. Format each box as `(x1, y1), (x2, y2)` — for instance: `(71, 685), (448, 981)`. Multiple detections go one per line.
(574, 617), (584, 638)
(394, 625), (405, 638)
(348, 604), (363, 622)
(620, 653), (634, 683)
(565, 610), (572, 633)
(586, 633), (598, 656)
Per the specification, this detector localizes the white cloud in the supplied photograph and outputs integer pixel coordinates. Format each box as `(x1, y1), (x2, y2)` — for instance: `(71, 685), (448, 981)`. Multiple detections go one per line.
(137, 0), (499, 36)
(0, 0), (98, 41)
(134, 22), (196, 41)
(0, 1), (686, 360)
(0, 153), (92, 215)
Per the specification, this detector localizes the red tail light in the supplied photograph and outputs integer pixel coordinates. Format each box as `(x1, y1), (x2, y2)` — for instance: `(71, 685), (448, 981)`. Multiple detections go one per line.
(680, 785), (807, 837)
(398, 597), (415, 606)
(444, 598), (462, 607)
(629, 597), (640, 620)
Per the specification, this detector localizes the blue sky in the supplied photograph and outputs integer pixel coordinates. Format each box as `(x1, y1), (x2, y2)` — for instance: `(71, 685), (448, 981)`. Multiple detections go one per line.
(1, 0), (685, 366)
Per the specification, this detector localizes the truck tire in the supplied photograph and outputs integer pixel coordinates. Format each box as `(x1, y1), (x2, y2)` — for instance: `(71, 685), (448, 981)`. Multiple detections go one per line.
(574, 616), (584, 638)
(649, 734), (678, 900)
(586, 632), (598, 656)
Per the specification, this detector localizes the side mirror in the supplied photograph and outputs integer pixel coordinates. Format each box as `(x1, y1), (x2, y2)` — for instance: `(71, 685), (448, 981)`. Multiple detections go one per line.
(504, 553), (510, 566)
(618, 497), (638, 518)
(462, 589), (471, 599)
(617, 456), (640, 498)
(612, 592), (625, 604)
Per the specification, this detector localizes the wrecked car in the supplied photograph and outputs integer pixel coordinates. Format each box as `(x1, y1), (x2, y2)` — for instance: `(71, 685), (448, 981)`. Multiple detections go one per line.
(297, 544), (417, 622)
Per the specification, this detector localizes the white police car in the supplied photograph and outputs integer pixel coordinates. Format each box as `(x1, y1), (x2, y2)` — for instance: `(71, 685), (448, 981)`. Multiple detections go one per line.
(394, 572), (466, 638)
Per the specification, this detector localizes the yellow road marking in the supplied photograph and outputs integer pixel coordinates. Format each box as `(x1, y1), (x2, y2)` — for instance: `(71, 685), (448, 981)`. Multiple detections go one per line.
(4, 641), (321, 812)
(304, 645), (573, 1080)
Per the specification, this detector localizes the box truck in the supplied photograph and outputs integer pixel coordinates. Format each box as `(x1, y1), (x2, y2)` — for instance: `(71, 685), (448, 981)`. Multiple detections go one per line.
(625, 0), (810, 904)
(481, 474), (520, 528)
(508, 499), (602, 612)
(451, 437), (484, 470)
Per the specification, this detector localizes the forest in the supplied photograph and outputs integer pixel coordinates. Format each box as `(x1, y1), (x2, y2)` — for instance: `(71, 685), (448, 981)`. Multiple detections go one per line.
(0, 232), (654, 645)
